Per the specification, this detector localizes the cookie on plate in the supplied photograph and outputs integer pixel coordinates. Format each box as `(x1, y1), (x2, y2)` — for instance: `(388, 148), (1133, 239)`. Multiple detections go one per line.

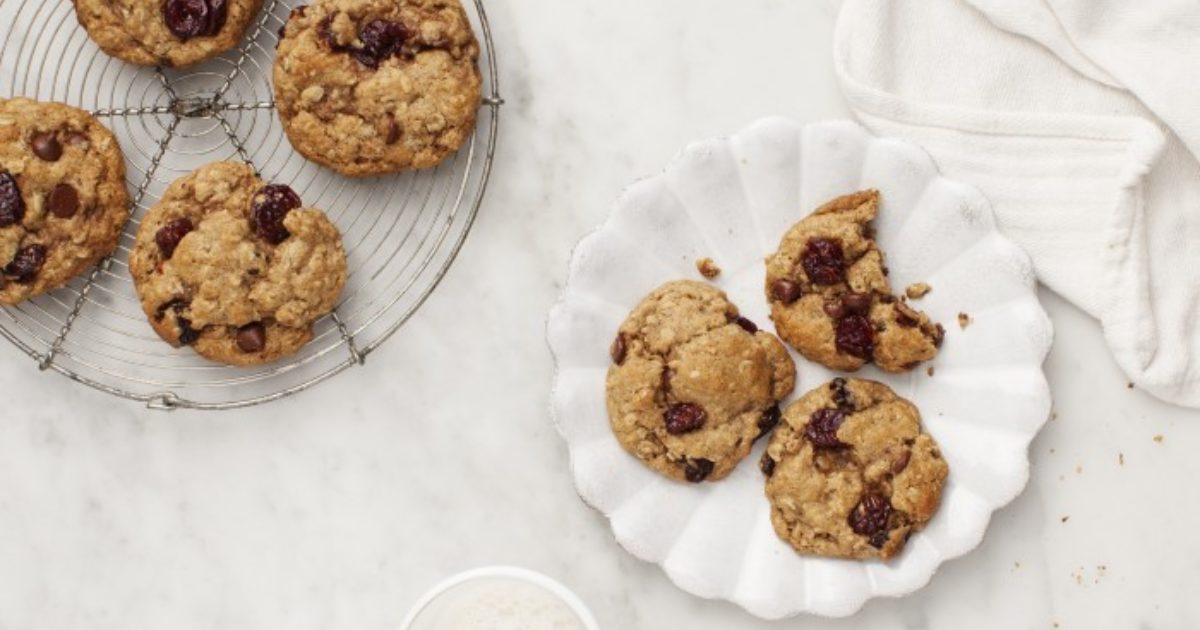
(274, 0), (482, 177)
(764, 190), (944, 372)
(0, 98), (129, 305)
(761, 378), (948, 560)
(606, 280), (796, 483)
(74, 0), (266, 68)
(129, 162), (347, 366)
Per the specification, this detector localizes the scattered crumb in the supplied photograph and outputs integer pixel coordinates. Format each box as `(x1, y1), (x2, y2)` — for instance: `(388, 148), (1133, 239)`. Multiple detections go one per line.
(926, 366), (935, 377)
(1059, 475), (1065, 481)
(695, 257), (721, 279)
(1049, 448), (1056, 454)
(1050, 412), (1058, 421)
(1118, 452), (1125, 466)
(1053, 623), (1060, 628)
(957, 312), (972, 329)
(1127, 382), (1135, 389)
(1153, 434), (1164, 443)
(1014, 561), (1021, 569)
(1075, 464), (1083, 474)
(1061, 516), (1070, 523)
(906, 282), (932, 299)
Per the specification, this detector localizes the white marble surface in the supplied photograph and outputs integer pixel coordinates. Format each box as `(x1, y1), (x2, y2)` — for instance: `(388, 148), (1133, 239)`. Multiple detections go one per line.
(1, 1), (1198, 628)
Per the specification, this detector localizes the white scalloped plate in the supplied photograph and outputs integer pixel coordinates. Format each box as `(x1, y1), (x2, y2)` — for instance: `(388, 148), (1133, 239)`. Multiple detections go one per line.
(547, 118), (1053, 619)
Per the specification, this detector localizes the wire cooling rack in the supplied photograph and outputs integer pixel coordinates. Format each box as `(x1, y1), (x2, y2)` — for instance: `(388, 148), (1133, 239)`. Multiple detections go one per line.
(0, 0), (501, 410)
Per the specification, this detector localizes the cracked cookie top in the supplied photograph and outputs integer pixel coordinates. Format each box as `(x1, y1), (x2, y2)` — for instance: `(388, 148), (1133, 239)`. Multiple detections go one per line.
(273, 0), (482, 176)
(129, 161), (347, 366)
(761, 378), (948, 560)
(605, 280), (796, 483)
(765, 190), (944, 373)
(0, 98), (129, 305)
(74, 0), (266, 67)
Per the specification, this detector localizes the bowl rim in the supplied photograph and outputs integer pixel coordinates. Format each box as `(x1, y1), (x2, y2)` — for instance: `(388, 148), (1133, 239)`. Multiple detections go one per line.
(398, 565), (601, 630)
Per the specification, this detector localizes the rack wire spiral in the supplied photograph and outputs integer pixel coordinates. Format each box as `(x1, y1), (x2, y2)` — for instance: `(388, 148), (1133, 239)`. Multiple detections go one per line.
(0, 0), (502, 410)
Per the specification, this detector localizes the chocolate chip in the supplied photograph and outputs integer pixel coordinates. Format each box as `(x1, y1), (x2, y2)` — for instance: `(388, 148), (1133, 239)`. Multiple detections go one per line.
(734, 316), (758, 333)
(830, 377), (853, 409)
(46, 183), (79, 218)
(760, 452), (776, 477)
(251, 184), (302, 244)
(932, 323), (946, 347)
(805, 408), (848, 449)
(155, 298), (186, 322)
(770, 278), (801, 304)
(155, 217), (195, 259)
(385, 114), (401, 144)
(4, 244), (46, 283)
(835, 314), (875, 360)
(801, 238), (845, 285)
(841, 292), (872, 315)
(869, 531), (890, 549)
(30, 132), (62, 161)
(175, 314), (201, 345)
(822, 300), (845, 319)
(664, 402), (706, 435)
(891, 450), (912, 474)
(610, 332), (628, 365)
(683, 458), (715, 483)
(757, 405), (781, 436)
(0, 171), (25, 228)
(236, 322), (266, 353)
(848, 493), (893, 537)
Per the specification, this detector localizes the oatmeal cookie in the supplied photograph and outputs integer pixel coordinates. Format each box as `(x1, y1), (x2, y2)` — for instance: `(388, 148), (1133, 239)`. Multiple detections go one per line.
(765, 190), (944, 372)
(273, 0), (482, 176)
(761, 378), (948, 560)
(0, 98), (129, 305)
(129, 162), (347, 366)
(605, 280), (796, 483)
(74, 0), (266, 68)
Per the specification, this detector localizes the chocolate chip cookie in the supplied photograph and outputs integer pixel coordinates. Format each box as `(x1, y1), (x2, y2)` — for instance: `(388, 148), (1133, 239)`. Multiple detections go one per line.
(0, 98), (129, 305)
(274, 0), (482, 176)
(74, 0), (266, 68)
(129, 162), (347, 366)
(606, 281), (796, 483)
(761, 378), (948, 560)
(765, 190), (944, 372)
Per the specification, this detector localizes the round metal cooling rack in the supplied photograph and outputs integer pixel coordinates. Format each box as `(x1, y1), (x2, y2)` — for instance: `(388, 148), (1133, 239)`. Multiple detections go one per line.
(0, 0), (502, 410)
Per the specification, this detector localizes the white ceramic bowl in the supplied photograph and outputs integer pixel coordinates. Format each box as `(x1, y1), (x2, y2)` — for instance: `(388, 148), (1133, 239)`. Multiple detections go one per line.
(400, 566), (600, 630)
(547, 118), (1054, 618)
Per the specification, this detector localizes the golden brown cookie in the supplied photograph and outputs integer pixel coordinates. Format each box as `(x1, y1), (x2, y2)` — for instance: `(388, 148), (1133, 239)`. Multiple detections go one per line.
(129, 162), (347, 366)
(764, 190), (944, 372)
(0, 98), (129, 305)
(273, 0), (482, 176)
(761, 378), (948, 560)
(605, 280), (796, 483)
(74, 0), (265, 68)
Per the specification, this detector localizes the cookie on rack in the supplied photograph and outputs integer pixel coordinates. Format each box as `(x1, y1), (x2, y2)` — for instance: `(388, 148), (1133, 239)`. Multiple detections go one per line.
(764, 190), (944, 373)
(761, 378), (948, 561)
(0, 98), (129, 305)
(606, 280), (796, 483)
(129, 161), (347, 366)
(274, 0), (482, 177)
(74, 0), (265, 68)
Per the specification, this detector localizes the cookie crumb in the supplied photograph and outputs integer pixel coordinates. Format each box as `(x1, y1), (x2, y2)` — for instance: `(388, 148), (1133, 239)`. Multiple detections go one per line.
(1118, 452), (1124, 466)
(957, 312), (972, 329)
(926, 366), (935, 377)
(905, 282), (931, 299)
(1127, 382), (1135, 389)
(1153, 434), (1164, 443)
(1075, 464), (1083, 474)
(1061, 515), (1069, 523)
(695, 257), (721, 279)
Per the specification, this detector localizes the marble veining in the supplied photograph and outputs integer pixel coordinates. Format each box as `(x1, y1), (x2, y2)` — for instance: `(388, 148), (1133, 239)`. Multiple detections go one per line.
(0, 1), (1197, 629)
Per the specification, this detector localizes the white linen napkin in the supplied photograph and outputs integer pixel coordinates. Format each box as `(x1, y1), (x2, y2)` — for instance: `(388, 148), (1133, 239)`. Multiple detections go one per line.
(833, 0), (1200, 408)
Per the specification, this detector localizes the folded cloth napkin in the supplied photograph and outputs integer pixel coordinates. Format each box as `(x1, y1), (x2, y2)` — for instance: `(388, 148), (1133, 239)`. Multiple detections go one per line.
(833, 0), (1200, 408)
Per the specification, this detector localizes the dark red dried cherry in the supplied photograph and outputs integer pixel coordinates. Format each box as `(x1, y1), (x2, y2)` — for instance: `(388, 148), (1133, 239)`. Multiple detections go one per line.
(251, 184), (302, 244)
(801, 238), (845, 285)
(683, 458), (715, 483)
(155, 218), (195, 259)
(805, 408), (847, 449)
(0, 172), (25, 228)
(836, 313), (875, 360)
(664, 403), (706, 435)
(163, 0), (228, 41)
(849, 493), (893, 538)
(4, 244), (47, 283)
